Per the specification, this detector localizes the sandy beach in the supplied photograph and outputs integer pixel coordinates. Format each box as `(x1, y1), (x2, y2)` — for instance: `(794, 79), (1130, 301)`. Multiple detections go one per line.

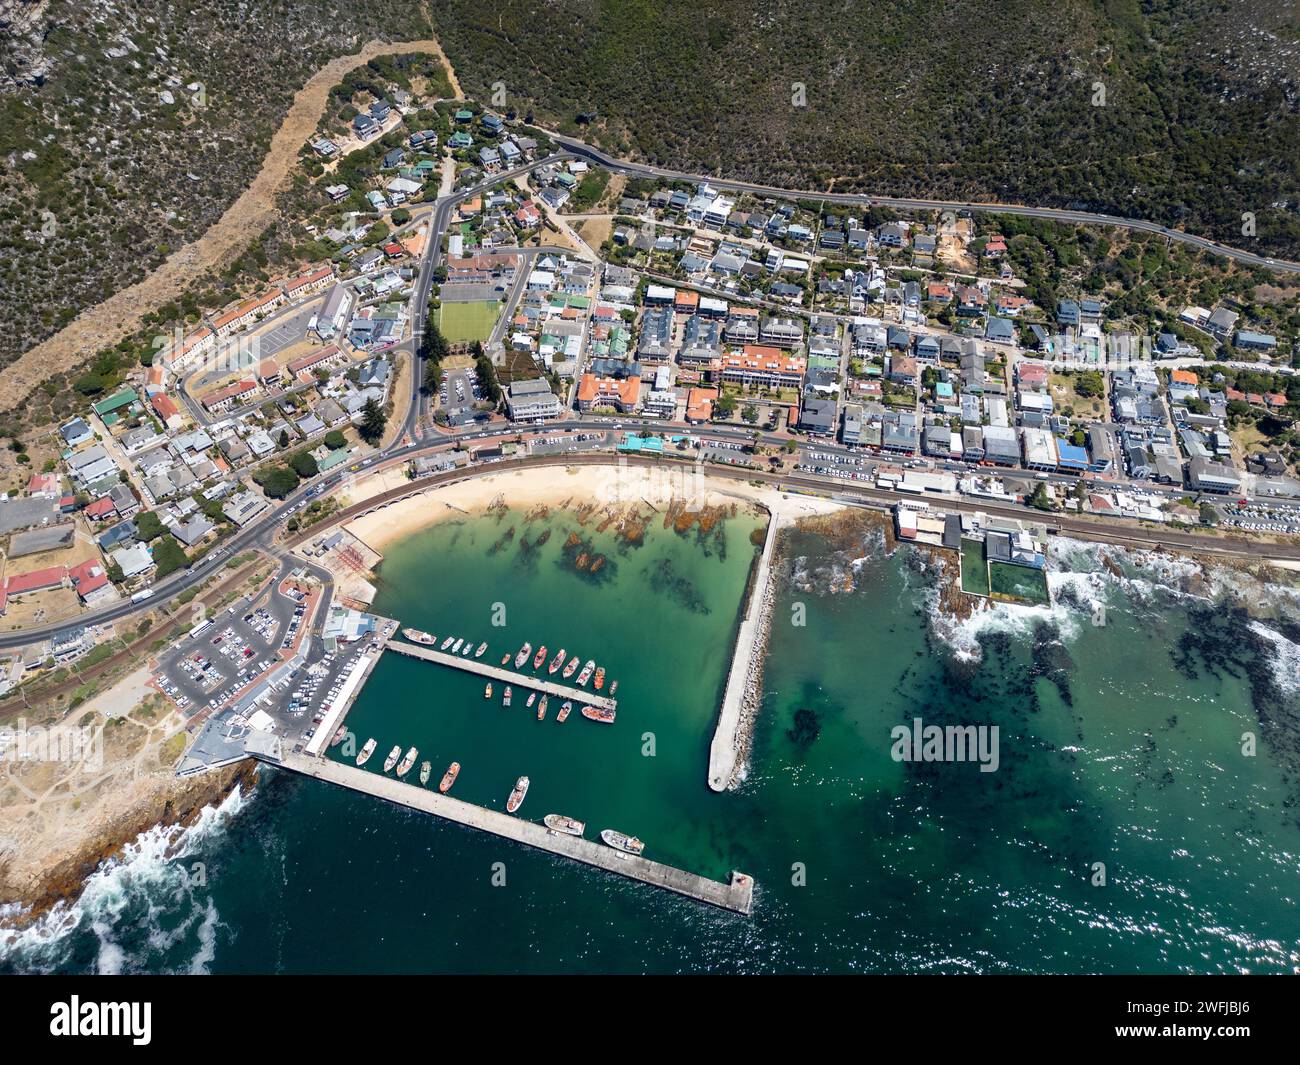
(344, 461), (845, 554)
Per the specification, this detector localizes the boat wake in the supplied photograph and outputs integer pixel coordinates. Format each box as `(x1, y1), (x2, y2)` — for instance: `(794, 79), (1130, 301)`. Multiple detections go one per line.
(0, 784), (249, 974)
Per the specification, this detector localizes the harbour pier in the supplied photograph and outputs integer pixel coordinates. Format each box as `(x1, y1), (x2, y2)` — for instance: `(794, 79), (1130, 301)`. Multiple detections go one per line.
(386, 642), (618, 712)
(708, 511), (781, 791)
(258, 748), (754, 915)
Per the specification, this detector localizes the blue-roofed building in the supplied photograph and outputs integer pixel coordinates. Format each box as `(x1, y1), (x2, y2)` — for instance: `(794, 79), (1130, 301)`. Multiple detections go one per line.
(1054, 437), (1090, 473)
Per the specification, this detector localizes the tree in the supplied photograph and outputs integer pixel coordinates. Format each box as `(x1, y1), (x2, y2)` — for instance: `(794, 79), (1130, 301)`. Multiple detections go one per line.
(741, 404), (759, 424)
(289, 450), (319, 478)
(134, 511), (166, 542)
(151, 535), (189, 578)
(324, 430), (347, 450)
(360, 397), (388, 444)
(255, 464), (300, 499)
(278, 429), (290, 449)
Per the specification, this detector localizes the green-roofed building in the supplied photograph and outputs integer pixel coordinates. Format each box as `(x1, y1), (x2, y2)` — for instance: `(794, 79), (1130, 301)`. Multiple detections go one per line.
(93, 388), (138, 419)
(454, 109), (473, 123)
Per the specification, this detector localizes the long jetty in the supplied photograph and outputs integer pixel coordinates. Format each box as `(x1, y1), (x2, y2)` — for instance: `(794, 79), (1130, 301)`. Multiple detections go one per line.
(386, 642), (618, 712)
(261, 748), (753, 915)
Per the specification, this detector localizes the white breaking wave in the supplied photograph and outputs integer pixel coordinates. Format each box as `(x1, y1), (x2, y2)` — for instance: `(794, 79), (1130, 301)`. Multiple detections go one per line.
(1248, 621), (1300, 698)
(0, 783), (249, 974)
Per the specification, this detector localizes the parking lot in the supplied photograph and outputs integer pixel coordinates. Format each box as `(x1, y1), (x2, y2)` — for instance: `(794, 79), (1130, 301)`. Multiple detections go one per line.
(438, 368), (483, 426)
(155, 577), (303, 716)
(1218, 500), (1300, 535)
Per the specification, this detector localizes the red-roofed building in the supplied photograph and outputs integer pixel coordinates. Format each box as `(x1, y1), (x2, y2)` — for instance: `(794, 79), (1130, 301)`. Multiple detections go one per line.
(68, 559), (115, 605)
(286, 344), (346, 382)
(1266, 392), (1288, 408)
(150, 393), (183, 429)
(576, 374), (643, 413)
(983, 235), (1007, 257)
(282, 264), (334, 299)
(685, 387), (718, 424)
(26, 473), (61, 499)
(719, 347), (806, 390)
(4, 566), (66, 596)
(202, 379), (258, 412)
(84, 497), (116, 521)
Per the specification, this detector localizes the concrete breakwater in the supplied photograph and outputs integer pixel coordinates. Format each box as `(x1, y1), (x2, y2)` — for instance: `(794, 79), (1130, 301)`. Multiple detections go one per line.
(708, 512), (781, 791)
(261, 750), (754, 915)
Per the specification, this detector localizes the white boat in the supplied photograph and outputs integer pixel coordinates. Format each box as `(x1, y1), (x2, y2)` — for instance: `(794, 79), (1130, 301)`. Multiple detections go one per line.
(397, 747), (418, 777)
(475, 642), (488, 658)
(600, 829), (644, 855)
(357, 738), (377, 766)
(451, 638), (464, 654)
(506, 776), (529, 813)
(544, 814), (585, 836)
(383, 745), (402, 772)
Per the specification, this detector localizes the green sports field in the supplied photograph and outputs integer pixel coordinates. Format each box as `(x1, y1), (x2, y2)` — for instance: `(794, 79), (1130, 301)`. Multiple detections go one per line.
(437, 300), (501, 343)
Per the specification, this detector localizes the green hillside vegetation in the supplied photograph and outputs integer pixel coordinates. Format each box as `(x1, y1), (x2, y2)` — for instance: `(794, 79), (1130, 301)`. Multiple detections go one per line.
(429, 0), (1300, 258)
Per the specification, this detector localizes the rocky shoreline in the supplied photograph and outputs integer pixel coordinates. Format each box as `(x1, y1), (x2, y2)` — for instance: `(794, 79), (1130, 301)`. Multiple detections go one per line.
(0, 759), (256, 927)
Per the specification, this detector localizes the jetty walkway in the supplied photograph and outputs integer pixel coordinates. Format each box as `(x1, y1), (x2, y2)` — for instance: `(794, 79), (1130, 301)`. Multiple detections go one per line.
(261, 748), (753, 915)
(387, 641), (618, 712)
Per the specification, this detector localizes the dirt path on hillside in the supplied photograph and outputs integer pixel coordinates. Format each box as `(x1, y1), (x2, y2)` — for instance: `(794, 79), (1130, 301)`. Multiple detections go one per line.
(0, 36), (460, 415)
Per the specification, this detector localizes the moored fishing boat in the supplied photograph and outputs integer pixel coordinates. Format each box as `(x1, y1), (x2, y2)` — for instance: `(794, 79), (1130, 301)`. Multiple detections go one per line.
(609, 680), (618, 696)
(526, 691), (536, 708)
(548, 649), (566, 674)
(439, 761), (460, 792)
(503, 686), (512, 706)
(461, 642), (473, 656)
(357, 738), (377, 766)
(501, 653), (511, 666)
(562, 657), (579, 679)
(557, 700), (572, 723)
(419, 761), (431, 786)
(544, 814), (585, 836)
(402, 628), (436, 645)
(581, 705), (615, 724)
(594, 666), (606, 691)
(506, 775), (529, 813)
(600, 829), (644, 855)
(537, 695), (548, 721)
(440, 636), (455, 651)
(484, 682), (493, 699)
(576, 659), (596, 686)
(475, 642), (487, 658)
(514, 642), (532, 668)
(330, 725), (347, 747)
(451, 638), (463, 654)
(533, 645), (548, 670)
(396, 746), (418, 777)
(383, 745), (402, 772)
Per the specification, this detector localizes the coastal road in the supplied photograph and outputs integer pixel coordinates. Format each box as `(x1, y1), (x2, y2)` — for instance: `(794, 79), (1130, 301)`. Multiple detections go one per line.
(553, 137), (1300, 275)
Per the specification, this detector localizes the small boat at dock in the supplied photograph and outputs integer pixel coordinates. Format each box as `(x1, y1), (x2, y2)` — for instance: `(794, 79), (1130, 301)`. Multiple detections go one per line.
(544, 814), (585, 836)
(484, 682), (493, 699)
(609, 680), (618, 696)
(601, 829), (644, 855)
(397, 746), (418, 777)
(582, 705), (615, 724)
(537, 695), (548, 721)
(501, 653), (511, 666)
(514, 643), (532, 668)
(439, 762), (460, 792)
(503, 686), (512, 707)
(533, 645), (548, 670)
(526, 692), (536, 708)
(357, 738), (377, 766)
(440, 636), (455, 651)
(461, 642), (473, 657)
(557, 700), (572, 723)
(576, 660), (595, 686)
(506, 775), (530, 813)
(594, 666), (606, 691)
(548, 649), (566, 674)
(403, 628), (436, 645)
(451, 638), (463, 654)
(475, 642), (487, 658)
(330, 725), (347, 747)
(383, 745), (402, 773)
(562, 657), (579, 679)
(419, 761), (431, 786)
